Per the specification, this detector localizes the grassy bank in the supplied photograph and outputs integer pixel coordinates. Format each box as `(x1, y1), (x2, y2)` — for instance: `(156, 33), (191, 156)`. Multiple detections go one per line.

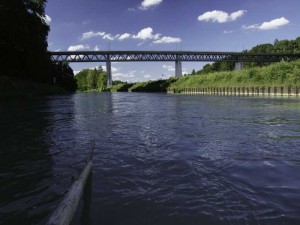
(83, 60), (300, 93)
(109, 78), (177, 93)
(169, 60), (300, 89)
(0, 76), (69, 99)
(109, 83), (134, 92)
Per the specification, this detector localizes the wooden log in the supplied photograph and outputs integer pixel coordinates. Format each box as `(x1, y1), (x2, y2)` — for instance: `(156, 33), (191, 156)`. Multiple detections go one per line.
(46, 149), (93, 225)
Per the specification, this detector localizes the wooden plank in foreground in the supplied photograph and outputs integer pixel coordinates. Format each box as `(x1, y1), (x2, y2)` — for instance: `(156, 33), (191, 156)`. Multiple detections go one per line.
(46, 159), (92, 225)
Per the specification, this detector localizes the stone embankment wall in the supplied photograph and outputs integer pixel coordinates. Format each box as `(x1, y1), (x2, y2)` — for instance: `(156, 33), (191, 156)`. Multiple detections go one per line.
(168, 87), (300, 96)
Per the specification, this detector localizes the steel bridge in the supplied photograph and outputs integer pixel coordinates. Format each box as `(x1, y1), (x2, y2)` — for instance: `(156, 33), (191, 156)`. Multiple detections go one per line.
(50, 51), (300, 87)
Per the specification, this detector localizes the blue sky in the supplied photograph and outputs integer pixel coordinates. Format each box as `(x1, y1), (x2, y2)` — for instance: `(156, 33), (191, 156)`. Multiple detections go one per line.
(46, 0), (300, 82)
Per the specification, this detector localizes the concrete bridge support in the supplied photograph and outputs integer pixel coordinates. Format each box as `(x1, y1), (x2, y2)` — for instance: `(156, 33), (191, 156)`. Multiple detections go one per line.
(106, 60), (112, 88)
(235, 62), (243, 71)
(175, 61), (182, 77)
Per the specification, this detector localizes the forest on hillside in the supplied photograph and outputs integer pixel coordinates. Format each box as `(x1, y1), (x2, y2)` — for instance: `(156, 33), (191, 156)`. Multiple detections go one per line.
(194, 37), (300, 75)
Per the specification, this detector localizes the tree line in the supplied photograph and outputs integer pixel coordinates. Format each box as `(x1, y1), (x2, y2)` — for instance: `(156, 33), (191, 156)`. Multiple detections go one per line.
(194, 37), (300, 75)
(75, 67), (107, 91)
(0, 0), (77, 91)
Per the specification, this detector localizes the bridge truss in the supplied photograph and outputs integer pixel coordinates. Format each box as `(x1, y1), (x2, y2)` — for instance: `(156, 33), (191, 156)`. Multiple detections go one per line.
(50, 51), (300, 63)
(50, 51), (300, 87)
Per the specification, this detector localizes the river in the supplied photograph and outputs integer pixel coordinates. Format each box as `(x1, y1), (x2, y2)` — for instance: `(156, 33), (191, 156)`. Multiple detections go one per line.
(1, 93), (300, 225)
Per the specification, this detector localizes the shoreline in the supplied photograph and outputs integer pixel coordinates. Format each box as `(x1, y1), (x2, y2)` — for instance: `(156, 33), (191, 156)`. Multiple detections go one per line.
(168, 86), (300, 97)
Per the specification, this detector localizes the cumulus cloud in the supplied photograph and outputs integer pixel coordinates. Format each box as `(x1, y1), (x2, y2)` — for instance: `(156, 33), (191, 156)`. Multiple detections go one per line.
(81, 31), (106, 40)
(198, 10), (247, 23)
(118, 33), (131, 40)
(94, 46), (100, 51)
(154, 36), (181, 44)
(80, 27), (180, 45)
(68, 45), (89, 51)
(139, 0), (163, 10)
(133, 27), (161, 40)
(81, 31), (121, 41)
(242, 17), (289, 30)
(44, 15), (52, 24)
(103, 34), (115, 40)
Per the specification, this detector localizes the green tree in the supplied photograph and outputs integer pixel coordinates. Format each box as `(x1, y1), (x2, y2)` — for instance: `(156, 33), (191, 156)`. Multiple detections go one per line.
(75, 70), (89, 91)
(0, 0), (51, 82)
(51, 62), (77, 91)
(75, 68), (107, 91)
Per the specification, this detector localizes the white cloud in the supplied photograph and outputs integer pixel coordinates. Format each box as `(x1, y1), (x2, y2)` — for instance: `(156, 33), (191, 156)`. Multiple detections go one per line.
(68, 45), (89, 51)
(81, 31), (121, 41)
(198, 10), (247, 23)
(128, 8), (136, 12)
(102, 66), (119, 73)
(139, 0), (163, 10)
(118, 33), (131, 40)
(154, 36), (181, 44)
(44, 15), (52, 24)
(81, 31), (106, 40)
(223, 30), (233, 34)
(242, 17), (289, 30)
(144, 75), (151, 78)
(103, 34), (115, 40)
(133, 27), (161, 40)
(260, 17), (290, 30)
(242, 24), (259, 30)
(113, 72), (135, 78)
(80, 27), (180, 45)
(94, 46), (100, 51)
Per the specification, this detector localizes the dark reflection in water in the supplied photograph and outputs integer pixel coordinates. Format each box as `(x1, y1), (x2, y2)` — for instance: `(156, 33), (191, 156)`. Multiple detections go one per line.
(1, 93), (300, 225)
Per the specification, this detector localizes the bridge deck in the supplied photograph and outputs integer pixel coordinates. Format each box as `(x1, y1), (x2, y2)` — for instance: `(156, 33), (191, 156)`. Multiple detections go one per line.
(50, 51), (300, 63)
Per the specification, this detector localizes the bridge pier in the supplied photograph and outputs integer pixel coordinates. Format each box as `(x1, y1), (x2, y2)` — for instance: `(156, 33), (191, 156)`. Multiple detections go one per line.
(175, 61), (182, 77)
(106, 60), (112, 88)
(235, 62), (243, 71)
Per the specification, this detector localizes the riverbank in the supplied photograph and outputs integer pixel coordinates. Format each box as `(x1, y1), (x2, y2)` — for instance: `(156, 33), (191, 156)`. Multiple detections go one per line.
(169, 60), (300, 90)
(108, 60), (300, 94)
(109, 78), (177, 92)
(0, 76), (69, 99)
(168, 86), (300, 96)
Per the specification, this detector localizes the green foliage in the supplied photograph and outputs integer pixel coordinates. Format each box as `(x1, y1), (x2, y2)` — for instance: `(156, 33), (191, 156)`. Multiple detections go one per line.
(196, 37), (300, 75)
(75, 67), (107, 91)
(0, 0), (51, 82)
(110, 82), (134, 92)
(51, 62), (77, 91)
(169, 60), (300, 89)
(129, 78), (177, 92)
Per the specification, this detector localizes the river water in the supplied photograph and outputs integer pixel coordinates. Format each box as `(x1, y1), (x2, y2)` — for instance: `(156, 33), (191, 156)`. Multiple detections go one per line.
(1, 93), (300, 225)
